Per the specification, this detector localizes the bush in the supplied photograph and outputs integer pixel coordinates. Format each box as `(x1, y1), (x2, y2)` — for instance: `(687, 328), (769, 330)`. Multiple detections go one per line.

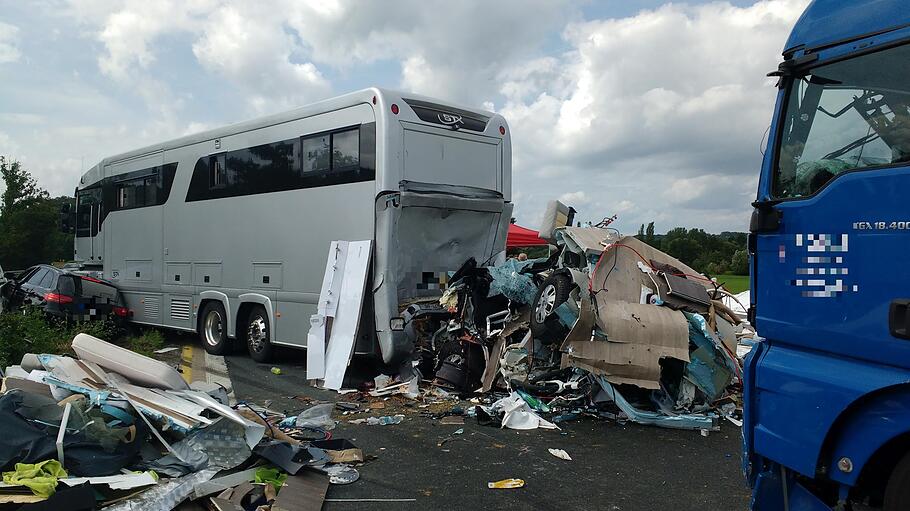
(126, 329), (165, 357)
(0, 307), (123, 369)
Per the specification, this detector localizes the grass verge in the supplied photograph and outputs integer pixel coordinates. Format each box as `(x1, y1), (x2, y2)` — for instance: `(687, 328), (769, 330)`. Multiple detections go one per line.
(717, 274), (749, 294)
(0, 306), (164, 368)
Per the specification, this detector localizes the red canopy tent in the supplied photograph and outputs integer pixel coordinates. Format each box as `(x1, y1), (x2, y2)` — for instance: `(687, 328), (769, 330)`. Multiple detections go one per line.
(507, 224), (548, 248)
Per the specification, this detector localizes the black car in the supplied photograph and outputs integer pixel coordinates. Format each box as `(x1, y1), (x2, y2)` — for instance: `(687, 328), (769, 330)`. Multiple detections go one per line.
(0, 264), (128, 321)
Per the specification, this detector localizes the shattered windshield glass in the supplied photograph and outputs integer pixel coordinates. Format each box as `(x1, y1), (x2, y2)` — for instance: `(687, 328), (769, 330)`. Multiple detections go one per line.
(773, 43), (910, 199)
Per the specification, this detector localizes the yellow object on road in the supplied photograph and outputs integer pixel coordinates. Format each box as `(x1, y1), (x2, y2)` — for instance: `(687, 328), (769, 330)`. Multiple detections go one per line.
(271, 367), (282, 375)
(487, 478), (525, 489)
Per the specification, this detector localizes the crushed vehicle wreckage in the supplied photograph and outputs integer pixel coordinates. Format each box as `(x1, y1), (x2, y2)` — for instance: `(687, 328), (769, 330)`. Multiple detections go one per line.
(0, 334), (370, 510)
(347, 200), (758, 432)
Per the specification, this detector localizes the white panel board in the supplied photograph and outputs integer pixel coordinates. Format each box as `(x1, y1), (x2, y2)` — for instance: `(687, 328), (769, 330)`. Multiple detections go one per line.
(321, 240), (372, 391)
(306, 241), (346, 380)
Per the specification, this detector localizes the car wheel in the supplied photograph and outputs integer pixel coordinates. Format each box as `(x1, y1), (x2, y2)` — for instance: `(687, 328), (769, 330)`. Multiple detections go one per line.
(244, 305), (273, 363)
(529, 273), (572, 344)
(199, 301), (231, 355)
(884, 451), (910, 510)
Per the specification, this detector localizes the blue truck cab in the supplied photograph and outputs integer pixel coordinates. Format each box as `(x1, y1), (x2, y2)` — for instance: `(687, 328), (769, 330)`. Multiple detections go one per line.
(745, 1), (910, 509)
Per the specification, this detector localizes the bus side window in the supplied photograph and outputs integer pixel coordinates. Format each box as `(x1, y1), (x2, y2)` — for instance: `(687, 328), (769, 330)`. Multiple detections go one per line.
(302, 134), (330, 173)
(209, 153), (227, 188)
(332, 128), (360, 171)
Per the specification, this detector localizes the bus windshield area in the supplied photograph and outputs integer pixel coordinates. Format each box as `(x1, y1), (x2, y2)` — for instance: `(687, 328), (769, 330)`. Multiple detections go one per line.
(773, 43), (910, 199)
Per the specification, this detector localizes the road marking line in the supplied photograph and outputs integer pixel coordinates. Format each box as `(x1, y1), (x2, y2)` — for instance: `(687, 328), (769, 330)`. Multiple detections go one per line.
(180, 345), (193, 384)
(204, 350), (238, 405)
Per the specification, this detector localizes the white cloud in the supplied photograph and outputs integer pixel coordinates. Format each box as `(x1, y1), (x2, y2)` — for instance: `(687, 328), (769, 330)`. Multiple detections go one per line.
(283, 0), (581, 103)
(559, 191), (591, 205)
(496, 0), (808, 232)
(191, 3), (330, 114)
(3, 0), (809, 234)
(0, 22), (21, 63)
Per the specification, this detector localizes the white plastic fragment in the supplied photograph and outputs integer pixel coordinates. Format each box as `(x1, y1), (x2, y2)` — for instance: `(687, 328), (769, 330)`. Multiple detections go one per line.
(548, 448), (572, 461)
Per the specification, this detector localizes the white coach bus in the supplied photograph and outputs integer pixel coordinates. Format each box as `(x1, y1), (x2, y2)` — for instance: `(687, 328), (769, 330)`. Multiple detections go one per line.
(71, 88), (512, 363)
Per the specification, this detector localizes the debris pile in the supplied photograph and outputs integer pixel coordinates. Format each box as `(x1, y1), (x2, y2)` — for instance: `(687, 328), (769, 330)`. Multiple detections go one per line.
(333, 200), (758, 432)
(0, 334), (366, 510)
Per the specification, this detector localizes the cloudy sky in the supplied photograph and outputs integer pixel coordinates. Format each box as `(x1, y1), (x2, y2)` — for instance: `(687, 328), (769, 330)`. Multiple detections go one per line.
(0, 0), (808, 234)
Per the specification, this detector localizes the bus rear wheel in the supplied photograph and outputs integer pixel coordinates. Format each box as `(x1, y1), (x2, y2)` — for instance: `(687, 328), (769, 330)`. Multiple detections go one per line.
(243, 305), (273, 363)
(199, 301), (231, 355)
(884, 451), (910, 510)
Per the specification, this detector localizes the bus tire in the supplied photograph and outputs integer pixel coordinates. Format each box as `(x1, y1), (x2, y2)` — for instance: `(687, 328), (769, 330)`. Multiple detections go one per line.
(884, 451), (910, 510)
(243, 305), (273, 363)
(199, 301), (231, 355)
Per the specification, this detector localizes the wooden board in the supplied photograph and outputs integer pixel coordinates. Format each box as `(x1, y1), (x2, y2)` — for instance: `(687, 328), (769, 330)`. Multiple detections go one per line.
(272, 471), (330, 511)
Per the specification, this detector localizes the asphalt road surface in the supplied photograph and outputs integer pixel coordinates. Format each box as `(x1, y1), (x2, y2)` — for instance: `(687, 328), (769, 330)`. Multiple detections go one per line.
(170, 337), (750, 511)
(162, 336), (749, 511)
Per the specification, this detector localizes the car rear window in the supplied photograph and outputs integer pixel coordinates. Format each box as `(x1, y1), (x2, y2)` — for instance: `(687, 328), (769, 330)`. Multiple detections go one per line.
(79, 277), (119, 303)
(38, 271), (56, 289)
(57, 275), (76, 295)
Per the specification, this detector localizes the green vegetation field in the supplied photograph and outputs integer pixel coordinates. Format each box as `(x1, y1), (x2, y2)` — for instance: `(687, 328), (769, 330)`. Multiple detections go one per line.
(717, 274), (749, 294)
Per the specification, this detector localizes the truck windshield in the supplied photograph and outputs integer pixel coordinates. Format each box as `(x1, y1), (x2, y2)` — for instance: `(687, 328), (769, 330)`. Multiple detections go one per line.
(773, 43), (910, 199)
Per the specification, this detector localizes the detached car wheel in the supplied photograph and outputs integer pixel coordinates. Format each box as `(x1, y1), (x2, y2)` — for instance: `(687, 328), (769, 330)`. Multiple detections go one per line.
(530, 273), (572, 344)
(199, 301), (231, 355)
(244, 305), (273, 363)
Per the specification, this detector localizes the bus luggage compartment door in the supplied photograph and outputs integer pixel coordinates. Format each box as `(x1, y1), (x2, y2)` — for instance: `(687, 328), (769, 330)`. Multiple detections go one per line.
(373, 181), (512, 364)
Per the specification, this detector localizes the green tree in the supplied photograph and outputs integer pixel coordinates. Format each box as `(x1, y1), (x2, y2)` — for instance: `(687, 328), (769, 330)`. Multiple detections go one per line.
(645, 221), (655, 246)
(637, 223), (645, 238)
(730, 249), (749, 275)
(0, 158), (73, 270)
(1, 157), (47, 215)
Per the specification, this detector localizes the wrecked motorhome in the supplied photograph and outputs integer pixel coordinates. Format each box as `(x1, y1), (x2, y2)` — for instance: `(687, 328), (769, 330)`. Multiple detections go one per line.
(350, 201), (756, 431)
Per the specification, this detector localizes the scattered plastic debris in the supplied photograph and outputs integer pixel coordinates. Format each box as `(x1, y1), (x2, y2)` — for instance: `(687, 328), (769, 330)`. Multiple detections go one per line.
(548, 448), (572, 461)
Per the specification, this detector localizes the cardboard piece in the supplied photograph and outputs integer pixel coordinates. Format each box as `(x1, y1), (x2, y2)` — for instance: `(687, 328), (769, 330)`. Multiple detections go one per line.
(563, 301), (690, 389)
(311, 439), (364, 463)
(271, 471), (330, 511)
(1, 377), (54, 398)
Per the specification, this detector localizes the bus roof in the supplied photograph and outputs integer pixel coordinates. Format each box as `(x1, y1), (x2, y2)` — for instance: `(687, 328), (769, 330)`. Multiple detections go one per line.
(78, 87), (498, 187)
(785, 0), (910, 56)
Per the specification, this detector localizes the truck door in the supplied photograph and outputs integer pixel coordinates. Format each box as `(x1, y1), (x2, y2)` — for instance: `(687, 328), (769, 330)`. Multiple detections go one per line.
(753, 43), (910, 366)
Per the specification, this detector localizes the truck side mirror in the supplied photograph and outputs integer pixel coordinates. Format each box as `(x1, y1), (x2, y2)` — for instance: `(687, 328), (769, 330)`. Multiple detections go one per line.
(59, 203), (75, 234)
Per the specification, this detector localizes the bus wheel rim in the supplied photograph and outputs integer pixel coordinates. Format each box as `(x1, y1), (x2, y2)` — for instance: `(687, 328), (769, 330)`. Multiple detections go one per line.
(248, 316), (267, 352)
(204, 310), (223, 347)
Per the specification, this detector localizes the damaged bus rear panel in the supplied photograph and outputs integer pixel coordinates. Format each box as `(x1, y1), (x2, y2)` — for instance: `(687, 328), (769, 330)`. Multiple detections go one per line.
(70, 88), (512, 363)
